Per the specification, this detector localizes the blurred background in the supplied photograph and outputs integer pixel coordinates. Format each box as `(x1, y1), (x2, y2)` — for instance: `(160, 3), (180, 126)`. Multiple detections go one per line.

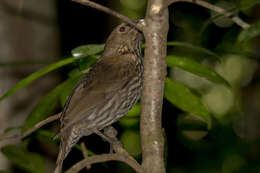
(0, 0), (260, 173)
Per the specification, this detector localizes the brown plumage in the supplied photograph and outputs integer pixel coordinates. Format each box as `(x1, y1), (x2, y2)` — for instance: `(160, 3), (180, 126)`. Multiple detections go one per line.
(54, 23), (143, 173)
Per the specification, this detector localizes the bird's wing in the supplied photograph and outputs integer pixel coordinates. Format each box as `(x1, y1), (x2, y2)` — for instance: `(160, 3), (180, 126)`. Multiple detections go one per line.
(58, 55), (137, 134)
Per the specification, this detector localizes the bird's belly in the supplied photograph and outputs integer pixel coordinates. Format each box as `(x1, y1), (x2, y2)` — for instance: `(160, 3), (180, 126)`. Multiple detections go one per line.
(90, 79), (142, 130)
(116, 78), (142, 117)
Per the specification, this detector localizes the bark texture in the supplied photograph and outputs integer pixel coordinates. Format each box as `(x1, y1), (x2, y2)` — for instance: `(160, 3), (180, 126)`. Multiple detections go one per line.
(140, 0), (169, 173)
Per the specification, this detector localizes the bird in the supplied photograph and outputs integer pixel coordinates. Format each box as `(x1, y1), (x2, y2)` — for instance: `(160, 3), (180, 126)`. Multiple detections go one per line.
(54, 22), (144, 173)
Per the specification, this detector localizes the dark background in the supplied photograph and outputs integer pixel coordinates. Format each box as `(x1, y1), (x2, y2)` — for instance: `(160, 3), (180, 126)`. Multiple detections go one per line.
(0, 0), (260, 173)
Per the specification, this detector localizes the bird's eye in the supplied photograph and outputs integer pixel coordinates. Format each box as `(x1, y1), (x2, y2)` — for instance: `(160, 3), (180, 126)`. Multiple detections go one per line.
(119, 26), (126, 32)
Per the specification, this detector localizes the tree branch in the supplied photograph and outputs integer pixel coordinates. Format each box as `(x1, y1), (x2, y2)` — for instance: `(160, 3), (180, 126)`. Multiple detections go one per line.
(71, 0), (144, 31)
(65, 153), (144, 173)
(0, 113), (61, 141)
(167, 0), (250, 29)
(140, 0), (168, 173)
(67, 126), (144, 173)
(80, 142), (91, 170)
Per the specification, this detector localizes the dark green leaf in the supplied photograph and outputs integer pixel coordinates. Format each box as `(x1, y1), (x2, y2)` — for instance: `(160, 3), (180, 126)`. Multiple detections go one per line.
(1, 145), (45, 173)
(167, 55), (230, 87)
(238, 21), (260, 42)
(68, 55), (99, 78)
(74, 55), (99, 72)
(164, 78), (211, 129)
(240, 0), (260, 11)
(36, 130), (56, 141)
(126, 104), (140, 117)
(71, 44), (104, 59)
(60, 74), (83, 107)
(118, 104), (140, 127)
(167, 41), (220, 60)
(0, 58), (75, 102)
(177, 114), (208, 131)
(22, 75), (82, 132)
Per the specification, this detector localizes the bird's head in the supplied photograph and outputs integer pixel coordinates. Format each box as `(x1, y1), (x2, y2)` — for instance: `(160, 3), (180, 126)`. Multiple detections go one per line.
(103, 22), (144, 57)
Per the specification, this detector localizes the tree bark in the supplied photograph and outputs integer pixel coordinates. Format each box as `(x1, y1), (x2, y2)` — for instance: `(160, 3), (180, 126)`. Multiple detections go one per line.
(140, 0), (169, 173)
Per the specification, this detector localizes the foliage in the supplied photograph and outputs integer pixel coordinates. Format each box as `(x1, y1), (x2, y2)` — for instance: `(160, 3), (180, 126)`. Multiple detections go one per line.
(1, 0), (260, 173)
(1, 145), (45, 173)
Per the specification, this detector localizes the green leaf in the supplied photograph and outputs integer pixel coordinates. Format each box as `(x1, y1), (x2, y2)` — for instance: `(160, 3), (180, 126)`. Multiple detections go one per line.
(74, 55), (99, 72)
(36, 130), (56, 141)
(167, 41), (221, 60)
(118, 104), (140, 127)
(167, 55), (230, 87)
(240, 0), (260, 11)
(60, 74), (83, 108)
(126, 103), (140, 117)
(164, 78), (211, 129)
(22, 75), (82, 133)
(68, 55), (99, 78)
(0, 44), (103, 102)
(177, 114), (208, 131)
(0, 57), (75, 102)
(238, 21), (260, 42)
(1, 145), (45, 173)
(71, 44), (104, 58)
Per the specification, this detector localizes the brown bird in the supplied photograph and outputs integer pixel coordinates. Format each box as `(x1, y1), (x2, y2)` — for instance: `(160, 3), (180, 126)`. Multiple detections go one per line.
(54, 22), (143, 173)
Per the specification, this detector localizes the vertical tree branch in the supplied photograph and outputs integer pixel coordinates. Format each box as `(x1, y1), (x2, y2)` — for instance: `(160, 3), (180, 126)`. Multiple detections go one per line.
(140, 0), (169, 173)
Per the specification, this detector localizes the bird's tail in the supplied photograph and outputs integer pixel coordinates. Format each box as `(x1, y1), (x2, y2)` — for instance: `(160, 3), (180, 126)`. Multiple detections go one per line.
(54, 140), (66, 173)
(54, 163), (63, 173)
(54, 129), (80, 173)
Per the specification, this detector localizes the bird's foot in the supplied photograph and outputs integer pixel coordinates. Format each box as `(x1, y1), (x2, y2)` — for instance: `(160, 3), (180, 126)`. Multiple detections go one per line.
(103, 126), (123, 153)
(94, 126), (123, 154)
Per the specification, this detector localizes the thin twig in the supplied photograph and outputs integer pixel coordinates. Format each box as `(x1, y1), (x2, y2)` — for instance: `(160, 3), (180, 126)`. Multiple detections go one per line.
(80, 142), (91, 170)
(71, 0), (144, 31)
(65, 153), (144, 173)
(167, 0), (250, 29)
(0, 113), (61, 141)
(67, 128), (142, 173)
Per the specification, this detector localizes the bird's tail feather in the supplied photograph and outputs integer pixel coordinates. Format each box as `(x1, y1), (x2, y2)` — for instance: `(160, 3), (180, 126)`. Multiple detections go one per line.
(54, 163), (63, 173)
(54, 136), (68, 173)
(54, 142), (65, 173)
(54, 129), (80, 173)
